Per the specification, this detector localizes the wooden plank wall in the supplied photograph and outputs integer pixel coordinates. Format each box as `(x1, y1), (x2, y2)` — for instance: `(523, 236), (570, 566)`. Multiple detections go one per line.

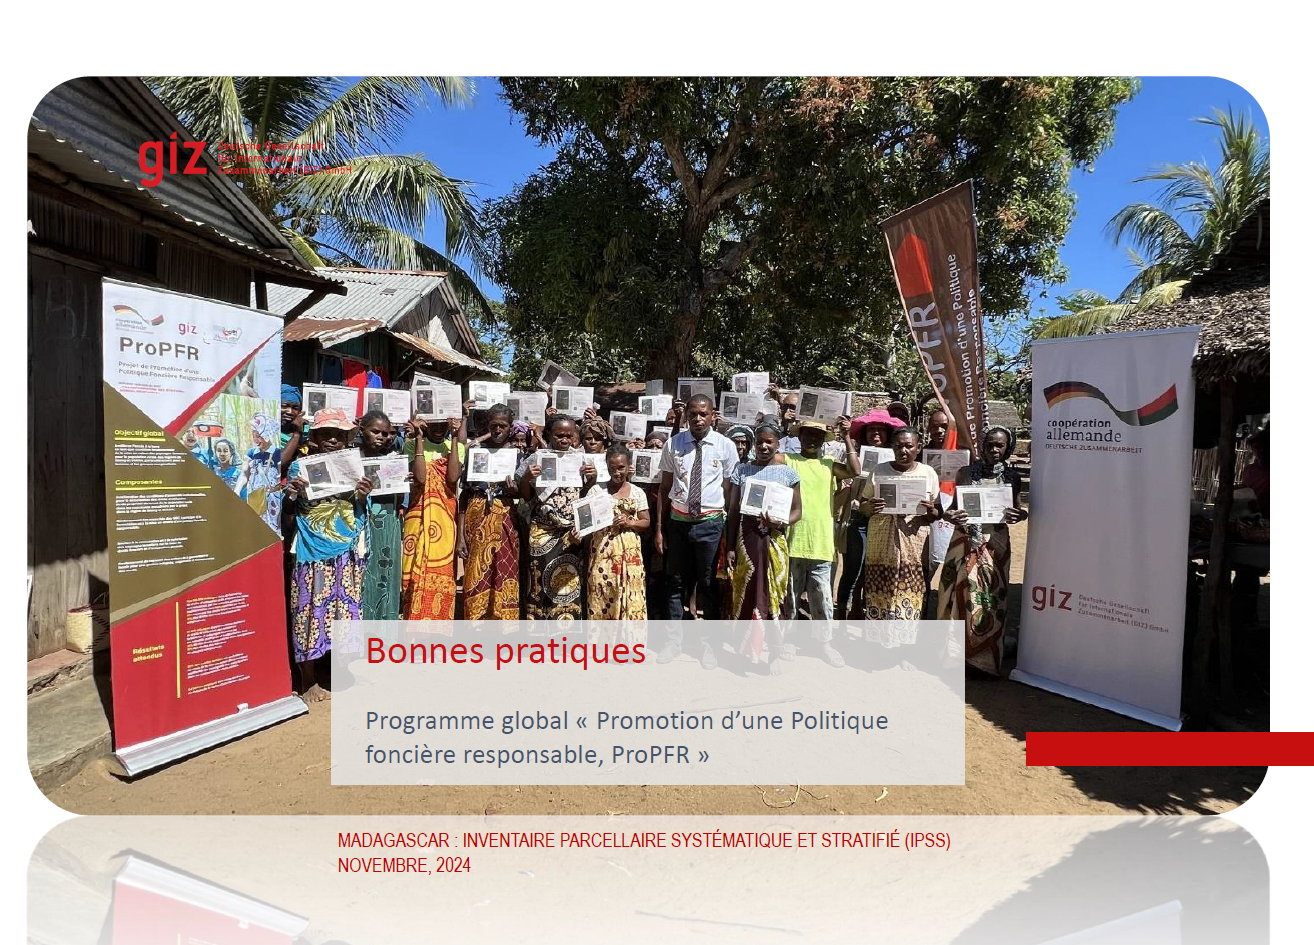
(27, 194), (255, 659)
(28, 255), (107, 659)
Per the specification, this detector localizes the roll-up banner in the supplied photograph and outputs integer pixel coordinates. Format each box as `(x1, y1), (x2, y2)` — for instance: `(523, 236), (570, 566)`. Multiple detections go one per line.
(102, 279), (305, 776)
(1014, 328), (1199, 730)
(880, 180), (988, 457)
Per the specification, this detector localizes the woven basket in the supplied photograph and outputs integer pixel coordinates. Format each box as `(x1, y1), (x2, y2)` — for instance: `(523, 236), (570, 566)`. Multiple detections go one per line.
(66, 606), (109, 654)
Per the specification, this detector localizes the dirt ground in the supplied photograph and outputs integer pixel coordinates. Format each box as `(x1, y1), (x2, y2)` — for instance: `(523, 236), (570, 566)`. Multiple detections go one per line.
(49, 519), (1265, 817)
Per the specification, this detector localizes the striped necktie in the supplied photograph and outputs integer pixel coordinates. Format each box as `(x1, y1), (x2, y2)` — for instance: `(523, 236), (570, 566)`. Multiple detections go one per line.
(688, 438), (705, 515)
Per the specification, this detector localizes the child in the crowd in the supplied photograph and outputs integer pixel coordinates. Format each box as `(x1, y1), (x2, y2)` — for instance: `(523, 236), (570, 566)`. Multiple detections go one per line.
(580, 443), (650, 627)
(782, 415), (858, 667)
(518, 415), (597, 620)
(285, 408), (373, 702)
(401, 407), (466, 620)
(452, 402), (522, 619)
(358, 410), (404, 621)
(726, 422), (802, 674)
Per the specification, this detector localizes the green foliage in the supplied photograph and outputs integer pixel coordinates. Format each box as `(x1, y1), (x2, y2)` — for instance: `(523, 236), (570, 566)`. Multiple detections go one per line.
(147, 76), (493, 315)
(489, 76), (1137, 381)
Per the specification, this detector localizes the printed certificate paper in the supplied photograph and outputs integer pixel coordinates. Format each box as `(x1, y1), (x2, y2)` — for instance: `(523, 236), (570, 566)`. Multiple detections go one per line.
(720, 391), (763, 422)
(796, 385), (851, 425)
(537, 359), (580, 391)
(630, 448), (661, 483)
(469, 380), (511, 410)
(299, 448), (364, 501)
(610, 411), (647, 440)
(859, 445), (895, 475)
(302, 383), (358, 418)
(411, 383), (462, 420)
(874, 476), (930, 515)
(362, 388), (412, 426)
(740, 478), (793, 524)
(732, 371), (770, 395)
(923, 449), (972, 482)
(467, 447), (519, 483)
(362, 456), (409, 496)
(676, 376), (715, 403)
(506, 391), (547, 427)
(533, 450), (584, 488)
(553, 386), (594, 419)
(572, 491), (615, 537)
(638, 394), (673, 418)
(958, 484), (1014, 525)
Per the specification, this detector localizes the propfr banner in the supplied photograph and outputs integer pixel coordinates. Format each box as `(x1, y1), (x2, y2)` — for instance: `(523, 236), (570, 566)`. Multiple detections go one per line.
(881, 181), (988, 456)
(102, 279), (305, 775)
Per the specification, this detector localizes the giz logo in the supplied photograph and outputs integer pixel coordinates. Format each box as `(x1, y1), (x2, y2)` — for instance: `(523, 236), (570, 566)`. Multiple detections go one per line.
(138, 133), (207, 187)
(176, 322), (198, 336)
(1030, 584), (1073, 612)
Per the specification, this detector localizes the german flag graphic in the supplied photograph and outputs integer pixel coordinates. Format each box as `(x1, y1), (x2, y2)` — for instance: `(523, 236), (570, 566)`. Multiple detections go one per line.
(1044, 381), (1179, 426)
(113, 304), (164, 326)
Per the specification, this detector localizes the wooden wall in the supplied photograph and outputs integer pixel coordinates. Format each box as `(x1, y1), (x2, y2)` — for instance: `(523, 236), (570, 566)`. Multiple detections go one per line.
(27, 191), (254, 659)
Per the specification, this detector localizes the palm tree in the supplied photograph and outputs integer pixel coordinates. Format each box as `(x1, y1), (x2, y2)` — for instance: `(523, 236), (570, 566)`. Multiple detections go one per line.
(1039, 107), (1267, 338)
(148, 76), (492, 313)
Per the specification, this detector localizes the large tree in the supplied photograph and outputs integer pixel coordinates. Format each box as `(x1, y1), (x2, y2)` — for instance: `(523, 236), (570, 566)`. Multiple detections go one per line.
(490, 77), (1137, 384)
(148, 76), (493, 313)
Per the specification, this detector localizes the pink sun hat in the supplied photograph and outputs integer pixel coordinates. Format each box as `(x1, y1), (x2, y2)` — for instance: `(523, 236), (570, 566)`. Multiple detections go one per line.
(849, 408), (906, 443)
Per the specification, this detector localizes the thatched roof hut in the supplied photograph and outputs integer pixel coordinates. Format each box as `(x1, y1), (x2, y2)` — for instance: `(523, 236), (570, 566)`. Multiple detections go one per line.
(1096, 200), (1269, 712)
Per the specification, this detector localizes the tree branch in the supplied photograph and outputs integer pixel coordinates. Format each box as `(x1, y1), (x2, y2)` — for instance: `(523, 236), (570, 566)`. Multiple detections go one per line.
(703, 232), (762, 294)
(703, 172), (769, 217)
(703, 78), (765, 194)
(662, 133), (701, 206)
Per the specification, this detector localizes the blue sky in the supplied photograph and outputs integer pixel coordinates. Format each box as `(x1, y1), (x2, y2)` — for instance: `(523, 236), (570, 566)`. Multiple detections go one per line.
(400, 76), (1269, 314)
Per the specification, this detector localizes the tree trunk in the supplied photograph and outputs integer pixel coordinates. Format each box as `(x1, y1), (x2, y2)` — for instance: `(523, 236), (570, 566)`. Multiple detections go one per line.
(646, 266), (704, 382)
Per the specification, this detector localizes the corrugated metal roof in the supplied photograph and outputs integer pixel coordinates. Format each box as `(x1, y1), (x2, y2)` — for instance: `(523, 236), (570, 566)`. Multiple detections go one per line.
(283, 317), (384, 345)
(34, 78), (299, 256)
(390, 330), (506, 375)
(265, 267), (500, 374)
(30, 122), (344, 292)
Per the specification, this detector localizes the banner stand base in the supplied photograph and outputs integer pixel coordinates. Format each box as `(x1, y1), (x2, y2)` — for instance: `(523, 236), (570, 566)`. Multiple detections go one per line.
(113, 695), (308, 778)
(1009, 669), (1183, 732)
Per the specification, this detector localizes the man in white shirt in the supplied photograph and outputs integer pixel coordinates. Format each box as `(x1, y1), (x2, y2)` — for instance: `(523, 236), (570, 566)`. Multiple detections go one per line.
(654, 394), (738, 668)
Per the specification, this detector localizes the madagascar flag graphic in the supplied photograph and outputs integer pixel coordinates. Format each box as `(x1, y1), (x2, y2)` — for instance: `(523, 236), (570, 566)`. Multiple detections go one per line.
(1044, 381), (1179, 426)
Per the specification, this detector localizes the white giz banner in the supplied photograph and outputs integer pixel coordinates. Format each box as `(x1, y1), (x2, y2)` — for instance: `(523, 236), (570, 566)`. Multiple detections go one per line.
(1014, 328), (1199, 729)
(103, 279), (283, 431)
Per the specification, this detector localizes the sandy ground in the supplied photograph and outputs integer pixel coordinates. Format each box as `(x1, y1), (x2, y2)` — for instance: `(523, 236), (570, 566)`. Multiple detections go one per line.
(49, 518), (1265, 817)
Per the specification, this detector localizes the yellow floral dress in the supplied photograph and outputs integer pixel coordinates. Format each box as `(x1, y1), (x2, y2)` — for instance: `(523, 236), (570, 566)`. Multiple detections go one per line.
(585, 484), (648, 626)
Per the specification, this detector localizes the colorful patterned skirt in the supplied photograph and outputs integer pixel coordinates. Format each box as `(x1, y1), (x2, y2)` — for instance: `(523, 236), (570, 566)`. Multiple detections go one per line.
(401, 458), (459, 621)
(729, 521), (790, 662)
(362, 500), (402, 621)
(290, 550), (365, 662)
(863, 512), (930, 635)
(587, 524), (647, 621)
(527, 523), (583, 621)
(938, 526), (1011, 675)
(463, 494), (522, 619)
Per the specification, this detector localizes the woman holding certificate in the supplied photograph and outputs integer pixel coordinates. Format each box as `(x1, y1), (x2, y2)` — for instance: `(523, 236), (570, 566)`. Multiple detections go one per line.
(726, 423), (802, 673)
(400, 409), (466, 621)
(450, 403), (522, 619)
(517, 415), (596, 620)
(860, 427), (942, 638)
(285, 409), (374, 701)
(938, 426), (1027, 676)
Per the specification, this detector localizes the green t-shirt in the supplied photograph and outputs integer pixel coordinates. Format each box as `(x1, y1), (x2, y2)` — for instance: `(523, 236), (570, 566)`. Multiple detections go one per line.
(784, 453), (836, 560)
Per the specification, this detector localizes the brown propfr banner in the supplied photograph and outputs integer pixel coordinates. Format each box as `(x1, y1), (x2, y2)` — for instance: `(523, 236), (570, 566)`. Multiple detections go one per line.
(880, 181), (987, 456)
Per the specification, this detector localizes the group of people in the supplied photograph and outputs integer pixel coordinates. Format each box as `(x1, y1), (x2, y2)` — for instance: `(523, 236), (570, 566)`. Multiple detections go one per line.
(268, 381), (1027, 700)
